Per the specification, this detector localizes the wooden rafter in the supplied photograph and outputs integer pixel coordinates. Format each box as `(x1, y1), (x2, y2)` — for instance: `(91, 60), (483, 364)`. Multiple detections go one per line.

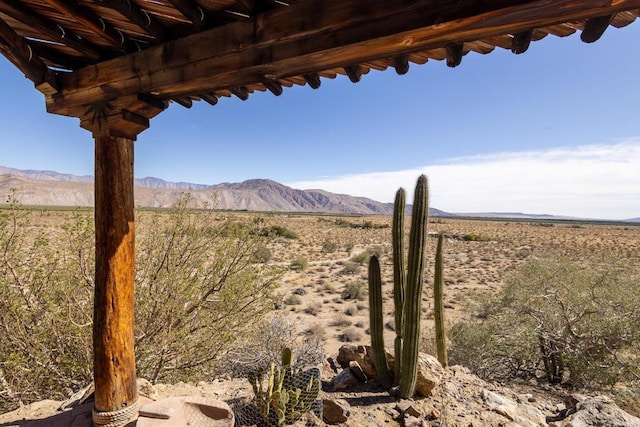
(393, 54), (409, 75)
(0, 0), (101, 59)
(43, 0), (135, 51)
(46, 0), (640, 115)
(511, 29), (534, 54)
(0, 15), (58, 92)
(445, 42), (463, 67)
(94, 0), (169, 40)
(165, 0), (206, 29)
(303, 73), (321, 89)
(581, 14), (615, 42)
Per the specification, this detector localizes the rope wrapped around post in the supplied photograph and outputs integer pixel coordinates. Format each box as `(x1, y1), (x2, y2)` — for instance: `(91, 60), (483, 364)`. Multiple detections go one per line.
(93, 398), (140, 427)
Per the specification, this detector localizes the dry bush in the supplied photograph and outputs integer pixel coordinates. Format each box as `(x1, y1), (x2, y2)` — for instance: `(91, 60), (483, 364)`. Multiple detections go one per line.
(221, 314), (324, 378)
(338, 327), (363, 343)
(0, 193), (281, 411)
(449, 257), (640, 391)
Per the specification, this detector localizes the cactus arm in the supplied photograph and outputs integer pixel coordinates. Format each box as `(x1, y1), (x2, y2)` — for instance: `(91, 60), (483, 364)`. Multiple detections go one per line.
(392, 188), (406, 385)
(400, 174), (429, 398)
(368, 254), (393, 389)
(434, 233), (448, 367)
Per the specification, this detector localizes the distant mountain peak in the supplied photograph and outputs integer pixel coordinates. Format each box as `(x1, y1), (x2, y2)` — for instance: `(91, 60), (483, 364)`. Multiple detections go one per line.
(1, 165), (455, 215)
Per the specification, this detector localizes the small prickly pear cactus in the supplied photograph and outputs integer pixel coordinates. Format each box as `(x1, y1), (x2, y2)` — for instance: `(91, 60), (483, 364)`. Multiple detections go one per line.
(249, 347), (321, 426)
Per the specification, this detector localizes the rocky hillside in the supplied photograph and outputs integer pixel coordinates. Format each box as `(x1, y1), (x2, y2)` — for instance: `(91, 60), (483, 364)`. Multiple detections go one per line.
(0, 167), (450, 215)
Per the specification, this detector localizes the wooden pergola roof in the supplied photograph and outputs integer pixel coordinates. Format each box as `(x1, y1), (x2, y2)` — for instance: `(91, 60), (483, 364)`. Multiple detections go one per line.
(1, 1), (639, 425)
(1, 0), (639, 136)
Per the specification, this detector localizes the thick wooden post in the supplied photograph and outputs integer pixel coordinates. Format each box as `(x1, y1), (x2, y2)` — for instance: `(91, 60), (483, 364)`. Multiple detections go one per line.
(93, 134), (138, 420)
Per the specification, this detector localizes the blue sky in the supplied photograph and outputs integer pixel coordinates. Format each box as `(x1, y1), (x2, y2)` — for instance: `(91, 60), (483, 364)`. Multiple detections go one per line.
(1, 23), (639, 219)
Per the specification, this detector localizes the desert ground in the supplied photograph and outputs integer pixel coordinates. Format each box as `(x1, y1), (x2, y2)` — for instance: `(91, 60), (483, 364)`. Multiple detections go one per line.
(1, 209), (639, 426)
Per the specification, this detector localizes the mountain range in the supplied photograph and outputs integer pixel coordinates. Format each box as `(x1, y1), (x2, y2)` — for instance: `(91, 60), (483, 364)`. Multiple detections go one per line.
(0, 166), (450, 215)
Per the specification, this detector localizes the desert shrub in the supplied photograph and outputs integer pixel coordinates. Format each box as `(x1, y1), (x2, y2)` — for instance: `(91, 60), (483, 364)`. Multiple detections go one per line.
(330, 314), (352, 327)
(339, 261), (361, 275)
(462, 233), (492, 242)
(261, 225), (298, 240)
(284, 294), (303, 305)
(449, 257), (640, 388)
(303, 302), (322, 315)
(253, 244), (272, 263)
(0, 193), (281, 411)
(221, 314), (323, 378)
(321, 239), (339, 253)
(350, 251), (370, 265)
(338, 327), (363, 343)
(344, 242), (354, 254)
(290, 256), (309, 271)
(344, 305), (359, 316)
(0, 194), (92, 411)
(341, 281), (367, 301)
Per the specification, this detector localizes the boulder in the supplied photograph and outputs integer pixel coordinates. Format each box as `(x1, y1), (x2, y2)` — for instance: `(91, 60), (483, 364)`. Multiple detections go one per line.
(323, 399), (351, 424)
(332, 368), (360, 391)
(336, 345), (377, 378)
(481, 389), (546, 427)
(549, 395), (640, 427)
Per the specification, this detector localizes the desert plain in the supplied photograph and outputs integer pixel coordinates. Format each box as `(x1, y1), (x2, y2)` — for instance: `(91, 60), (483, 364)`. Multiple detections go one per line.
(1, 208), (639, 426)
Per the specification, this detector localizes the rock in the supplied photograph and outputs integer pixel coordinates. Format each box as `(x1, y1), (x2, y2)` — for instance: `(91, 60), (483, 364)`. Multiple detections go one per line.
(137, 378), (158, 400)
(293, 287), (307, 295)
(323, 399), (351, 424)
(403, 414), (425, 427)
(397, 401), (422, 418)
(550, 396), (640, 427)
(414, 353), (444, 398)
(481, 389), (546, 427)
(336, 345), (377, 378)
(563, 393), (588, 412)
(137, 396), (234, 427)
(332, 368), (360, 391)
(348, 361), (368, 382)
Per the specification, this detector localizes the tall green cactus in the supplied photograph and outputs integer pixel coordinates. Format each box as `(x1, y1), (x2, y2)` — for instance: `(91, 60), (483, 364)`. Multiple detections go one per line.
(434, 233), (448, 367)
(368, 254), (392, 389)
(399, 174), (429, 398)
(392, 188), (406, 386)
(367, 175), (429, 398)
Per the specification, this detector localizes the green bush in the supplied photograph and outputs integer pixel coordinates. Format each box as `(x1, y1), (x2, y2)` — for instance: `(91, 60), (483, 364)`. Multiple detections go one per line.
(321, 239), (339, 253)
(0, 193), (281, 412)
(261, 225), (298, 239)
(449, 257), (640, 389)
(342, 281), (367, 301)
(462, 233), (492, 242)
(290, 256), (308, 271)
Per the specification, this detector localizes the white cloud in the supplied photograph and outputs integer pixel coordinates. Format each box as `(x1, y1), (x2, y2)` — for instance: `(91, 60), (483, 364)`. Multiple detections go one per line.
(285, 140), (640, 220)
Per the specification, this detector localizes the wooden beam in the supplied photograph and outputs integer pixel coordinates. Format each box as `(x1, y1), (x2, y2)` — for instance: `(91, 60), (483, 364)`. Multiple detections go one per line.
(511, 29), (534, 54)
(303, 73), (321, 89)
(93, 134), (137, 420)
(581, 14), (614, 43)
(344, 65), (362, 83)
(43, 0), (135, 51)
(393, 54), (409, 75)
(445, 42), (463, 67)
(0, 0), (101, 60)
(0, 16), (58, 91)
(48, 0), (640, 114)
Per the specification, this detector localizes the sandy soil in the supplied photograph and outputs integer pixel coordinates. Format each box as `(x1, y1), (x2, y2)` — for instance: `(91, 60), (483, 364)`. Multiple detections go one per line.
(1, 213), (638, 426)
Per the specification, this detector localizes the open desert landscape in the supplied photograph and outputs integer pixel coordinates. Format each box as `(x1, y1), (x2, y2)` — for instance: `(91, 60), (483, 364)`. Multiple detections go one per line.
(1, 203), (639, 426)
